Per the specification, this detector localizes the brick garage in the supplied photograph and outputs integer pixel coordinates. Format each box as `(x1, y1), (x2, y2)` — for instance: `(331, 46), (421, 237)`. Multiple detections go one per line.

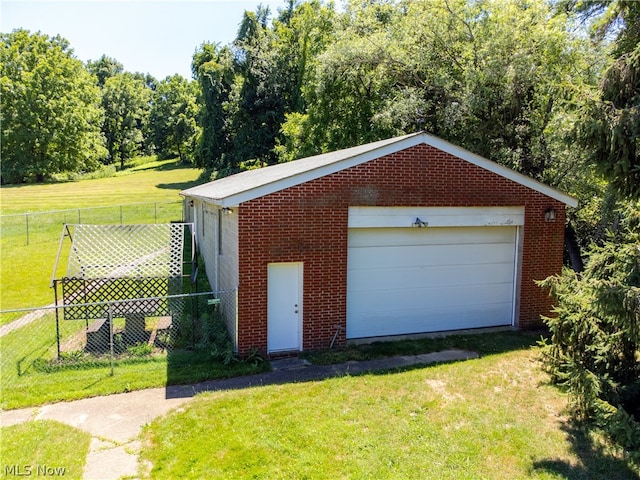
(182, 132), (576, 356)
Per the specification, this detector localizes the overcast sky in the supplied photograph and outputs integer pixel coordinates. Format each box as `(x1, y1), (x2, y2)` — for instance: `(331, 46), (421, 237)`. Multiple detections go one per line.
(1, 0), (288, 80)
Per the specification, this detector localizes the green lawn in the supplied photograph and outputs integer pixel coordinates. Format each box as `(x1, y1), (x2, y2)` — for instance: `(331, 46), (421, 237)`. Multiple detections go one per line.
(1, 334), (637, 478)
(0, 309), (268, 410)
(141, 346), (639, 480)
(0, 420), (91, 479)
(0, 159), (202, 317)
(0, 159), (272, 411)
(0, 159), (199, 215)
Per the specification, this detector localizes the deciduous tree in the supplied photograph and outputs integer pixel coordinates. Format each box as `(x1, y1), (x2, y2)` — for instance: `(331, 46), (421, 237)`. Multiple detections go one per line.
(86, 54), (124, 87)
(0, 29), (106, 183)
(101, 72), (151, 168)
(150, 75), (199, 163)
(192, 42), (234, 170)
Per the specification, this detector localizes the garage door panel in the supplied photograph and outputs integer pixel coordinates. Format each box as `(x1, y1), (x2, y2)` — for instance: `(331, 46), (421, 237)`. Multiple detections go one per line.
(346, 226), (517, 339)
(349, 226), (516, 248)
(348, 242), (515, 270)
(347, 282), (514, 312)
(347, 262), (515, 291)
(347, 302), (514, 338)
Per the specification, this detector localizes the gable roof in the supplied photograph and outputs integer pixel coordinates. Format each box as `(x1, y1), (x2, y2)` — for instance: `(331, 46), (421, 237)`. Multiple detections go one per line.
(181, 132), (578, 208)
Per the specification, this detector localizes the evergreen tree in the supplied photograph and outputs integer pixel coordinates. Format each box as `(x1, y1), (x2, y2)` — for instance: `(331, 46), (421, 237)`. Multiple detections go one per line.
(577, 1), (640, 199)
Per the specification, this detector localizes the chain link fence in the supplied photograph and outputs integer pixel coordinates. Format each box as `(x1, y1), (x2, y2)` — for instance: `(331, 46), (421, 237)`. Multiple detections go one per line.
(0, 290), (239, 410)
(1, 201), (183, 246)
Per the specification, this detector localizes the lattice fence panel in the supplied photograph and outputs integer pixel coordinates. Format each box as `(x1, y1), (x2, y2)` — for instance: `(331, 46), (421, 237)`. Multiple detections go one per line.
(60, 278), (184, 320)
(56, 223), (192, 321)
(66, 223), (184, 279)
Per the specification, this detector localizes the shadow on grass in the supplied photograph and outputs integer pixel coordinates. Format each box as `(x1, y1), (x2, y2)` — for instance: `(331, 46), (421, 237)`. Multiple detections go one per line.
(123, 159), (185, 173)
(532, 421), (639, 479)
(156, 179), (202, 191)
(165, 349), (268, 388)
(302, 329), (540, 365)
(164, 330), (536, 400)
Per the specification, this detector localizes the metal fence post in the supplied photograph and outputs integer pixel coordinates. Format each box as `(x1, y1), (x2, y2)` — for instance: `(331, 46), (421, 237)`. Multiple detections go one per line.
(25, 213), (29, 245)
(108, 303), (114, 376)
(54, 283), (61, 359)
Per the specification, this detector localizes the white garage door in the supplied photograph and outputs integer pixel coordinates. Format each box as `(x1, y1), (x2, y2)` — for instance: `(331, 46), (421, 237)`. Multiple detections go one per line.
(346, 226), (518, 339)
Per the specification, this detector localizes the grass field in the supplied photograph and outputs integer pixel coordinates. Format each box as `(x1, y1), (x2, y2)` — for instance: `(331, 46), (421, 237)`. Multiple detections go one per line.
(1, 420), (91, 478)
(140, 345), (640, 479)
(0, 159), (202, 317)
(0, 160), (275, 412)
(0, 308), (268, 410)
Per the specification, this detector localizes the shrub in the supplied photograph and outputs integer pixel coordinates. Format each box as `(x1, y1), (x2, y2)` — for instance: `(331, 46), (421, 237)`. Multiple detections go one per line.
(126, 342), (154, 357)
(539, 201), (640, 464)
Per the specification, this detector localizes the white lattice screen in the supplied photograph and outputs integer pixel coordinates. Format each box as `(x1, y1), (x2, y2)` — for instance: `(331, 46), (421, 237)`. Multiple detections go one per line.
(52, 223), (194, 320)
(66, 224), (184, 279)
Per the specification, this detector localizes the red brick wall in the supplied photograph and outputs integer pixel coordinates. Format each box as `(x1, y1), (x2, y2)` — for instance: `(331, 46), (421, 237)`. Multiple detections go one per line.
(237, 144), (566, 356)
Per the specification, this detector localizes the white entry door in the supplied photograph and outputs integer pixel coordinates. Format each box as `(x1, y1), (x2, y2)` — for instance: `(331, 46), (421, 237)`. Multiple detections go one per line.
(267, 262), (303, 353)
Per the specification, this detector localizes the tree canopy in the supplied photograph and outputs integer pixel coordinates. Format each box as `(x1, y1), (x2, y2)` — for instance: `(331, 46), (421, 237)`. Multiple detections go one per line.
(101, 72), (152, 168)
(1, 29), (106, 183)
(0, 29), (201, 183)
(150, 74), (200, 163)
(576, 0), (640, 199)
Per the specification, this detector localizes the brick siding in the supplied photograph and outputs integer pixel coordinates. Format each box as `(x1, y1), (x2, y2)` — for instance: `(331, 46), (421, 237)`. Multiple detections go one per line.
(237, 144), (565, 356)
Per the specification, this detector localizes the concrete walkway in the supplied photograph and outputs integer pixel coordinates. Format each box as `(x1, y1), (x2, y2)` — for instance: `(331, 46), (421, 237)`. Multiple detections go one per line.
(0, 304), (56, 338)
(0, 349), (478, 480)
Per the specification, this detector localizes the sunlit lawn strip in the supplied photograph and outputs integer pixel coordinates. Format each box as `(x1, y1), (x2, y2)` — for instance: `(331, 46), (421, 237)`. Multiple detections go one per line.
(141, 349), (639, 480)
(0, 420), (91, 478)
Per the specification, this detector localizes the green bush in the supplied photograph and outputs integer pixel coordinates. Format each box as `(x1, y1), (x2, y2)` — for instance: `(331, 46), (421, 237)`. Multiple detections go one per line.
(48, 165), (117, 182)
(539, 201), (640, 464)
(126, 342), (154, 357)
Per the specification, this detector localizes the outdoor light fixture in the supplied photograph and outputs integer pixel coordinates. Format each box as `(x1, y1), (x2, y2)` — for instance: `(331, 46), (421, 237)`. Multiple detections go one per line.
(544, 207), (556, 222)
(412, 217), (428, 228)
(189, 200), (194, 207)
(222, 207), (233, 215)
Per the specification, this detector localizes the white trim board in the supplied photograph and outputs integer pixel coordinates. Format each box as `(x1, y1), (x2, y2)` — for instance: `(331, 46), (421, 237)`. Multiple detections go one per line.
(348, 206), (525, 228)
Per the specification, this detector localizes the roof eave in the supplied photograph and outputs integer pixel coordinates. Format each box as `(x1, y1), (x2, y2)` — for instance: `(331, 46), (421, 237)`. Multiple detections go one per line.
(181, 131), (578, 209)
(218, 133), (427, 206)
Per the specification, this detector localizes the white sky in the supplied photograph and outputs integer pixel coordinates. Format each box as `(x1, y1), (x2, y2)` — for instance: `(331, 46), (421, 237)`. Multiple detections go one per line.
(1, 0), (289, 80)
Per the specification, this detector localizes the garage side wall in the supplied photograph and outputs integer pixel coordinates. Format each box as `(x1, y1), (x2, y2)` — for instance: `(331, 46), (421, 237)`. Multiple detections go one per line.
(186, 199), (240, 350)
(219, 207), (239, 349)
(189, 198), (217, 291)
(237, 144), (565, 355)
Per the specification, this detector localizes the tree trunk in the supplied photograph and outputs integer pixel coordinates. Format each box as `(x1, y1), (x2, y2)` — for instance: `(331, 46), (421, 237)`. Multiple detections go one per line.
(177, 142), (183, 164)
(565, 222), (584, 273)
